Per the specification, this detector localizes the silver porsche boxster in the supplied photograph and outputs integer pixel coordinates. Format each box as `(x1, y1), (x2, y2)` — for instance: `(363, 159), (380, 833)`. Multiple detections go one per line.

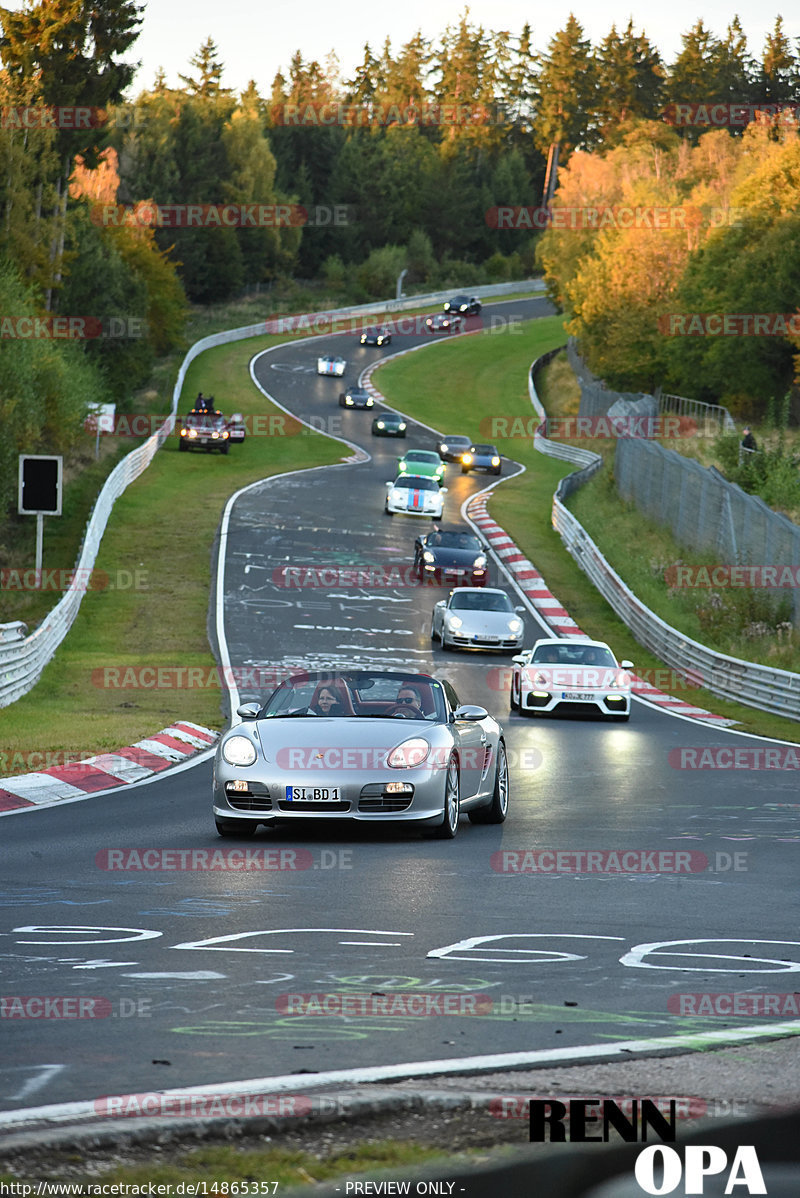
(213, 669), (508, 839)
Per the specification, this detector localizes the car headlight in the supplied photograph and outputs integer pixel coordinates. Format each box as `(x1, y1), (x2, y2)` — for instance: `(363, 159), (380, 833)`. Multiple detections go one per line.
(376, 421), (385, 429)
(446, 614), (463, 629)
(345, 397), (353, 405)
(367, 398), (373, 406)
(398, 423), (406, 430)
(440, 444), (448, 453)
(188, 429), (197, 438)
(222, 736), (257, 767)
(390, 489), (404, 502)
(423, 551), (435, 563)
(508, 618), (523, 633)
(491, 456), (500, 466)
(533, 671), (549, 686)
(387, 737), (430, 768)
(360, 335), (367, 343)
(473, 555), (487, 569)
(462, 454), (473, 465)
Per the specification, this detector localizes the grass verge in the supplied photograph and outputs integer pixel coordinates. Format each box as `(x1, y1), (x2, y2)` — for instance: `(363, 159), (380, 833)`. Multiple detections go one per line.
(0, 334), (343, 772)
(373, 322), (800, 742)
(0, 1140), (513, 1193)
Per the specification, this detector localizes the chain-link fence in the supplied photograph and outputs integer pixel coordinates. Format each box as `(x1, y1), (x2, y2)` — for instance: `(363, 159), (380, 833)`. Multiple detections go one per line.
(569, 339), (735, 434)
(615, 437), (800, 624)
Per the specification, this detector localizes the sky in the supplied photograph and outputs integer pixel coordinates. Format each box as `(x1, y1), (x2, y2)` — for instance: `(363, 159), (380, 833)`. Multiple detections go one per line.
(125, 1), (798, 98)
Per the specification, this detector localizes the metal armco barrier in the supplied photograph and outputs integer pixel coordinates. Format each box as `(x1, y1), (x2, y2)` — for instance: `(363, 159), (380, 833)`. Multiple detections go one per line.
(0, 279), (542, 707)
(529, 348), (800, 721)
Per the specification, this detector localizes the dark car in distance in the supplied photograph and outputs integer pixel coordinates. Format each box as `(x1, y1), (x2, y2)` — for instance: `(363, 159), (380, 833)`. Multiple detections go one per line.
(438, 435), (472, 463)
(372, 413), (407, 437)
(339, 387), (375, 409)
(414, 527), (489, 587)
(444, 295), (482, 316)
(360, 325), (392, 346)
(461, 444), (502, 475)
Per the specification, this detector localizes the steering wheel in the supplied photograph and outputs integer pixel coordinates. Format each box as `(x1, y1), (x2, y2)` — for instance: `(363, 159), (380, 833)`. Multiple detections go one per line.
(386, 703), (423, 719)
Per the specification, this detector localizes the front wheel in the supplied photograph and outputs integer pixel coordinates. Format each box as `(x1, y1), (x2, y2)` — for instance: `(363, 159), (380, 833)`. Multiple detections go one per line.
(219, 441), (229, 455)
(510, 679), (519, 710)
(178, 439), (188, 452)
(215, 817), (257, 838)
(435, 755), (460, 838)
(469, 741), (509, 824)
(439, 628), (452, 652)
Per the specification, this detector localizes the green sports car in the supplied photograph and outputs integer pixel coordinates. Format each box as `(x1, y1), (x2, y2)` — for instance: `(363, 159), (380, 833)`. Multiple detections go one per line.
(397, 449), (446, 483)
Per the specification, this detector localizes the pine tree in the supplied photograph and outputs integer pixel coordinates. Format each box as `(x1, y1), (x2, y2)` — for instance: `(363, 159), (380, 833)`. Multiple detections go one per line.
(533, 16), (599, 159)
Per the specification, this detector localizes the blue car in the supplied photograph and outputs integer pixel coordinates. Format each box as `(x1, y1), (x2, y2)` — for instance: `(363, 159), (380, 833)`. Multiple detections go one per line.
(461, 444), (502, 476)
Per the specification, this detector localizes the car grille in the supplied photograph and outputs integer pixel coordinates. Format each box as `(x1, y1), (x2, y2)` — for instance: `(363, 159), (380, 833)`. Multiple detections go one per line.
(225, 782), (272, 810)
(452, 635), (518, 648)
(276, 800), (351, 812)
(358, 783), (414, 813)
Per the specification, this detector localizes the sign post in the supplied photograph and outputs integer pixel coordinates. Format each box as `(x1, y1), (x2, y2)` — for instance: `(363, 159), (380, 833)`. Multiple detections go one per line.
(18, 455), (63, 588)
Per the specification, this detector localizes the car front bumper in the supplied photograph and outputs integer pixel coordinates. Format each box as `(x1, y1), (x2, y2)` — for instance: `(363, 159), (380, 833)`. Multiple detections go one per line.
(213, 764), (447, 824)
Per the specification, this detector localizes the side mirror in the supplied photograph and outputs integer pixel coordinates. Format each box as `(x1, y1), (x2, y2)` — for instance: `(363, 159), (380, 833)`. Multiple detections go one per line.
(511, 655), (526, 664)
(434, 600), (445, 609)
(385, 481), (394, 489)
(236, 702), (260, 720)
(453, 704), (488, 722)
(514, 606), (526, 613)
(620, 660), (634, 669)
(440, 487), (449, 493)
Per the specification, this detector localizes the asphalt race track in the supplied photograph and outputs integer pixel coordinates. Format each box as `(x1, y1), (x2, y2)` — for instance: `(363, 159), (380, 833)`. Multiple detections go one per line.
(2, 297), (798, 1114)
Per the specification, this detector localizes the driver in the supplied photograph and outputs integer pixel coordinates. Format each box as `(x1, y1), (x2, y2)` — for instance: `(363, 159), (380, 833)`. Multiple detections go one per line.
(396, 683), (424, 717)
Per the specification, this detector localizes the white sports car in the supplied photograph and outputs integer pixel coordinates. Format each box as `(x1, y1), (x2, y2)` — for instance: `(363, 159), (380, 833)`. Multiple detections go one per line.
(431, 587), (524, 653)
(317, 355), (346, 376)
(385, 474), (446, 518)
(510, 637), (633, 721)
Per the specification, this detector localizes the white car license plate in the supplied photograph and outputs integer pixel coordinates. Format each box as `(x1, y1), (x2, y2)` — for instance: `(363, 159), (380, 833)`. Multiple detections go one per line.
(562, 692), (595, 701)
(285, 786), (341, 802)
(477, 635), (499, 643)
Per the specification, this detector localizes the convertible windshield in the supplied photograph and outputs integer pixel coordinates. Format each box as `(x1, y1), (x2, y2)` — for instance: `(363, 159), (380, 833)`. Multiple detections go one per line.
(429, 532), (481, 550)
(532, 643), (617, 667)
(260, 671), (446, 721)
(449, 591), (512, 612)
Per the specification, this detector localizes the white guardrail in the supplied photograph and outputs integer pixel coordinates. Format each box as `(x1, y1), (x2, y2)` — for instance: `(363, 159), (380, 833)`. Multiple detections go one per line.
(0, 279), (544, 707)
(529, 350), (800, 721)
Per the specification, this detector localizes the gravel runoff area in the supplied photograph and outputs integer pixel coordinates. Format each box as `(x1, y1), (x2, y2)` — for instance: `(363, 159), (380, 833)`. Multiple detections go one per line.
(1, 1036), (799, 1186)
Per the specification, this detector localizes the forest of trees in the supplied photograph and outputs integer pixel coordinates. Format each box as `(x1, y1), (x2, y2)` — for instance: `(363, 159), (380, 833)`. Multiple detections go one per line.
(1, 1), (800, 514)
